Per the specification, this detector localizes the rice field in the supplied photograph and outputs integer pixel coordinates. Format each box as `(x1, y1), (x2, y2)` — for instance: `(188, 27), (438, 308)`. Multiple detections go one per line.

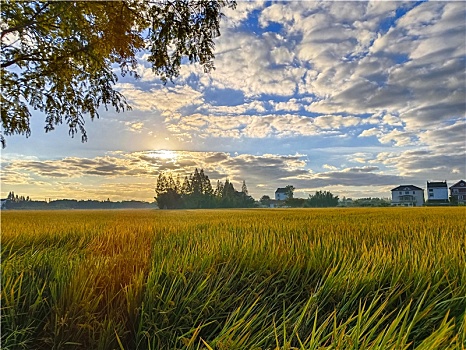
(1, 208), (465, 349)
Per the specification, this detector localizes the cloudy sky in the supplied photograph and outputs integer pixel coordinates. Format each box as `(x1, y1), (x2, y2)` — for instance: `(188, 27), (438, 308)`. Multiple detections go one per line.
(2, 0), (465, 202)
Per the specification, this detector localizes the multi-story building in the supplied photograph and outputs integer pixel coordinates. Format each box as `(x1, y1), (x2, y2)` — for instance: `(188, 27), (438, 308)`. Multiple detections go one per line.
(391, 185), (424, 207)
(449, 180), (466, 204)
(426, 181), (448, 203)
(274, 188), (289, 201)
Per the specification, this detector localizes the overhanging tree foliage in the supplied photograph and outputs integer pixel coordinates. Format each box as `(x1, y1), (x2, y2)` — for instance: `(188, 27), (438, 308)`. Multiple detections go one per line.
(0, 0), (235, 147)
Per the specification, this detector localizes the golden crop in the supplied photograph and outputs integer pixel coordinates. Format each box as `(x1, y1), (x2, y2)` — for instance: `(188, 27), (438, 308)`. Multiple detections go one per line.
(1, 208), (465, 349)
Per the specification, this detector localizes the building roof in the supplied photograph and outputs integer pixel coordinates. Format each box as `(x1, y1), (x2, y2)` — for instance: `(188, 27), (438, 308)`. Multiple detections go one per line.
(449, 180), (466, 189)
(275, 188), (288, 193)
(427, 181), (447, 188)
(391, 185), (424, 191)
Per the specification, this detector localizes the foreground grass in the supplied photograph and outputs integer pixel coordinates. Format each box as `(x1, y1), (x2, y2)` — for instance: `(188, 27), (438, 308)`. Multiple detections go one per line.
(1, 208), (465, 349)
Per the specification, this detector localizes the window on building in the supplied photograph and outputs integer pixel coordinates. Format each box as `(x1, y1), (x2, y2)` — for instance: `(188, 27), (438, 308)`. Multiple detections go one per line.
(405, 191), (409, 194)
(399, 191), (402, 195)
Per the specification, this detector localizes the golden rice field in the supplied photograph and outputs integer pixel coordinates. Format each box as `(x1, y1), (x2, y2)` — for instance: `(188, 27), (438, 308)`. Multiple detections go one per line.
(1, 208), (465, 350)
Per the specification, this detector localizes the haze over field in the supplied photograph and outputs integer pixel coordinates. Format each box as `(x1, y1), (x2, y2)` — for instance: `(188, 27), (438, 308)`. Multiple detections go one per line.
(2, 1), (465, 201)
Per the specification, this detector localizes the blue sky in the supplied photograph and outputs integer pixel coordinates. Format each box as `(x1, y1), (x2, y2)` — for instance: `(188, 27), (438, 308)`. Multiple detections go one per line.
(1, 0), (465, 202)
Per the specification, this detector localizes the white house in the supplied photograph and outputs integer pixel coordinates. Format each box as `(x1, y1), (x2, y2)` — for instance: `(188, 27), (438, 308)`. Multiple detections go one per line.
(275, 188), (289, 200)
(426, 181), (448, 202)
(391, 185), (424, 207)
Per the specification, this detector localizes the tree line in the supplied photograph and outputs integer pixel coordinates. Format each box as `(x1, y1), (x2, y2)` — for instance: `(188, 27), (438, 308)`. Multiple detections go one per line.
(1, 196), (155, 210)
(155, 168), (255, 209)
(260, 189), (340, 208)
(6, 191), (31, 202)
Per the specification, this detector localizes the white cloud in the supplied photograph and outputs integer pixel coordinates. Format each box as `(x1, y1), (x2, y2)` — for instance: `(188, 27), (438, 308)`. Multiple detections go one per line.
(349, 152), (374, 164)
(323, 164), (337, 171)
(129, 0), (463, 151)
(377, 129), (419, 147)
(222, 1), (266, 26)
(164, 113), (367, 139)
(116, 83), (204, 115)
(312, 115), (361, 129)
(125, 122), (144, 133)
(371, 121), (466, 180)
(382, 114), (403, 127)
(359, 127), (380, 137)
(198, 100), (266, 115)
(271, 99), (302, 112)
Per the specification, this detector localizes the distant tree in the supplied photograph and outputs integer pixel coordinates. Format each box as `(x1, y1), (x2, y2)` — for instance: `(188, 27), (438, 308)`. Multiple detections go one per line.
(214, 180), (224, 198)
(181, 176), (191, 196)
(155, 169), (255, 209)
(5, 192), (31, 203)
(175, 175), (182, 194)
(222, 179), (235, 198)
(352, 197), (391, 207)
(191, 168), (203, 195)
(234, 180), (254, 207)
(305, 190), (339, 208)
(201, 173), (214, 208)
(219, 179), (234, 207)
(155, 172), (182, 209)
(181, 168), (214, 208)
(239, 183), (255, 208)
(286, 197), (306, 208)
(155, 173), (168, 197)
(285, 185), (295, 199)
(0, 0), (236, 147)
(260, 195), (271, 206)
(241, 180), (248, 195)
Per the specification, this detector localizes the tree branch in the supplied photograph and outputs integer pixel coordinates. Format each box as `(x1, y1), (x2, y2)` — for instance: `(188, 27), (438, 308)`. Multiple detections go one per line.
(1, 44), (93, 68)
(1, 1), (51, 39)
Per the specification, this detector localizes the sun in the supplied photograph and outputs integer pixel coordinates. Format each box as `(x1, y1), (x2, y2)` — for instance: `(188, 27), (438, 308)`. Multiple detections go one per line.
(149, 150), (178, 161)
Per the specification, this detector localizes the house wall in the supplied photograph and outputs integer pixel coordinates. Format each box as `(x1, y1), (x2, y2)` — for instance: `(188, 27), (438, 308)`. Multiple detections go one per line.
(391, 189), (424, 206)
(275, 192), (287, 201)
(427, 187), (448, 201)
(450, 187), (466, 203)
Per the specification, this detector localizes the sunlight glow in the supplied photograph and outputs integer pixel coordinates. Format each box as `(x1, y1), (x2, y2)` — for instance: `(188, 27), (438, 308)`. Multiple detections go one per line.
(149, 150), (178, 161)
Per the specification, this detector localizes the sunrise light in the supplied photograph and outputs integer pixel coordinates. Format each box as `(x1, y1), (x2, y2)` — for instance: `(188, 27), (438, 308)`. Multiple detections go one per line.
(149, 150), (178, 161)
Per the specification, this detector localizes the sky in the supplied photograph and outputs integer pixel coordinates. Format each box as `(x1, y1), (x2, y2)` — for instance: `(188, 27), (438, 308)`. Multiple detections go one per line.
(1, 0), (465, 202)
